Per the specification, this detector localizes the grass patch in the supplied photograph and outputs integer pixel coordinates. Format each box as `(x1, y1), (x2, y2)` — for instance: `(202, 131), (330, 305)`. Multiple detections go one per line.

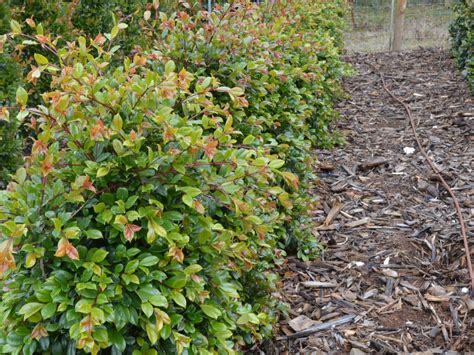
(346, 3), (455, 52)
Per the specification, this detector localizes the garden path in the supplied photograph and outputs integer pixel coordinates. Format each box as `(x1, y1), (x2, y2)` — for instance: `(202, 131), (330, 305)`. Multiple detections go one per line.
(262, 48), (473, 353)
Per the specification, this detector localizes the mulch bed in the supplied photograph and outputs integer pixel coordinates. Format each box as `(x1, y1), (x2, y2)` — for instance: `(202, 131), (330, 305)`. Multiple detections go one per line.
(256, 48), (473, 353)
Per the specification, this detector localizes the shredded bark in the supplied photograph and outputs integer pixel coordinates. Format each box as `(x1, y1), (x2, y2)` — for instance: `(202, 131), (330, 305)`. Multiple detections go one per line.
(252, 48), (474, 354)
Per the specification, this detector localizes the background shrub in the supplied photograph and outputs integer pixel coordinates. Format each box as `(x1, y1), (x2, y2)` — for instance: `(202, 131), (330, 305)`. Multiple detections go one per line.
(140, 0), (349, 256)
(0, 3), (23, 187)
(0, 1), (347, 353)
(450, 0), (474, 89)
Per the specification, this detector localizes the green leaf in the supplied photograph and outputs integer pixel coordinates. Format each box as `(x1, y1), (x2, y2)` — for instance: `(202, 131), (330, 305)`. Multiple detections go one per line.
(253, 157), (267, 167)
(113, 305), (129, 331)
(86, 229), (103, 239)
(112, 114), (123, 131)
(182, 195), (193, 208)
(146, 322), (159, 345)
(202, 77), (212, 88)
(221, 183), (239, 194)
(18, 302), (43, 320)
(73, 63), (84, 79)
(200, 304), (222, 319)
(219, 282), (239, 298)
(137, 284), (160, 302)
(243, 135), (255, 144)
(110, 26), (120, 39)
(109, 329), (126, 352)
(56, 95), (69, 112)
(10, 20), (22, 34)
(164, 274), (187, 289)
(112, 140), (124, 155)
(69, 322), (80, 340)
(140, 256), (159, 267)
(165, 60), (176, 74)
(141, 302), (154, 318)
(76, 282), (96, 291)
(93, 327), (108, 342)
(170, 291), (186, 308)
(269, 159), (285, 169)
(34, 53), (49, 65)
(184, 264), (203, 275)
(15, 168), (27, 184)
(124, 259), (139, 274)
(96, 167), (110, 178)
(35, 289), (52, 303)
(148, 219), (167, 238)
(149, 294), (168, 307)
(64, 226), (80, 239)
(230, 87), (244, 96)
(245, 215), (263, 225)
(16, 87), (28, 106)
(236, 313), (260, 325)
(161, 324), (171, 340)
(91, 307), (105, 323)
(89, 249), (108, 262)
(41, 303), (57, 320)
(75, 299), (94, 313)
(163, 211), (183, 221)
(177, 187), (201, 197)
(125, 196), (138, 209)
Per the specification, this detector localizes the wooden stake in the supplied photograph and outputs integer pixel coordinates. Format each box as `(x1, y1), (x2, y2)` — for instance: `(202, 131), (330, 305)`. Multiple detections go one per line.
(391, 0), (407, 51)
(389, 0), (395, 50)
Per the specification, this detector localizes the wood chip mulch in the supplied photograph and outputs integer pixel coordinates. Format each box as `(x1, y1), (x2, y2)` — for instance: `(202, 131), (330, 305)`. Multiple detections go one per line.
(254, 48), (474, 354)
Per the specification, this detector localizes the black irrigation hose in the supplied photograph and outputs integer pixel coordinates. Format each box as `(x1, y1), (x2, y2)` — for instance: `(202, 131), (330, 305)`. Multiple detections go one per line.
(371, 63), (474, 293)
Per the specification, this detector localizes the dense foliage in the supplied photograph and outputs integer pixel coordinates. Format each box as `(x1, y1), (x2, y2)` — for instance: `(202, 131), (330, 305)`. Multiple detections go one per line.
(0, 0), (151, 185)
(0, 3), (23, 186)
(142, 0), (347, 255)
(0, 1), (223, 186)
(450, 0), (474, 89)
(0, 1), (348, 353)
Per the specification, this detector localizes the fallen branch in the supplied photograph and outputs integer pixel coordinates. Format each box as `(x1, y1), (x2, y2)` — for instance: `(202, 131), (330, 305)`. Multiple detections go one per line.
(286, 314), (356, 339)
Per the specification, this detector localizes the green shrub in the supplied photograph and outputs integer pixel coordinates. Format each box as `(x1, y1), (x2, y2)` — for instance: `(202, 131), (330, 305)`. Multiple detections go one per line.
(0, 1), (348, 353)
(140, 0), (348, 256)
(0, 0), (150, 185)
(450, 0), (474, 89)
(0, 21), (298, 354)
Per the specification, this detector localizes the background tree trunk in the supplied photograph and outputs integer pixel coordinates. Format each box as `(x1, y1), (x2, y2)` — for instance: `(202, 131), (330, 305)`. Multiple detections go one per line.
(391, 0), (407, 51)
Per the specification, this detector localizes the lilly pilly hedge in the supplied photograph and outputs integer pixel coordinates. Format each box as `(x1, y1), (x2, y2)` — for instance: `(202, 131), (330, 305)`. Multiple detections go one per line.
(141, 0), (348, 256)
(0, 1), (347, 354)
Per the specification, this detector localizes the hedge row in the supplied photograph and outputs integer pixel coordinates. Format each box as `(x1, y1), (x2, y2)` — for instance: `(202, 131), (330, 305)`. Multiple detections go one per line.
(0, 1), (348, 354)
(450, 0), (474, 89)
(142, 0), (348, 257)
